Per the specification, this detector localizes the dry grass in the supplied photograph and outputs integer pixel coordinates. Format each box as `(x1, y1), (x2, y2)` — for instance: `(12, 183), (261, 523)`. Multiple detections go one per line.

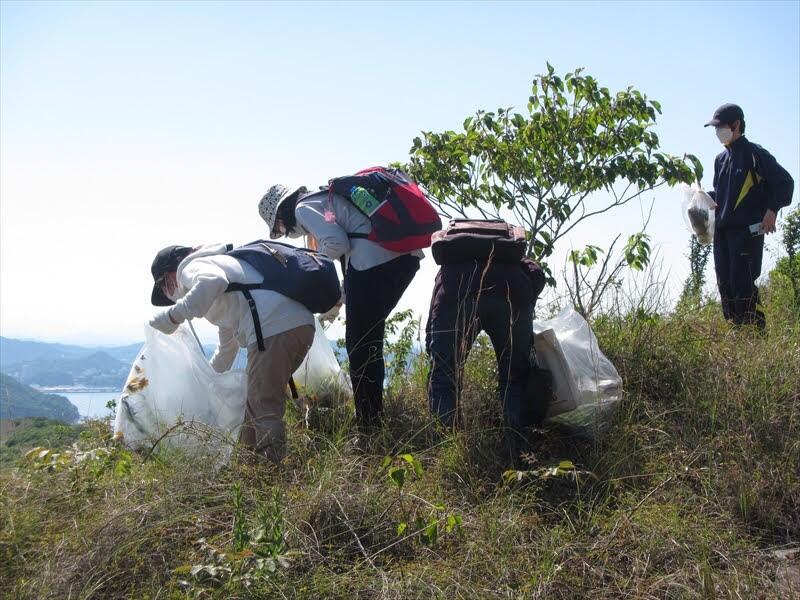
(1, 289), (798, 599)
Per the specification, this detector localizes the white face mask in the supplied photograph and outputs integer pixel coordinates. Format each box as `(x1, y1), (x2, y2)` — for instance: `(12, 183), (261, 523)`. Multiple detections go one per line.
(166, 286), (183, 303)
(715, 126), (733, 145)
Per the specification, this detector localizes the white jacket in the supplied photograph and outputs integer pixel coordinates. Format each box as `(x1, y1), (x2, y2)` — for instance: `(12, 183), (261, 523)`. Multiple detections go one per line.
(170, 244), (315, 372)
(295, 191), (423, 271)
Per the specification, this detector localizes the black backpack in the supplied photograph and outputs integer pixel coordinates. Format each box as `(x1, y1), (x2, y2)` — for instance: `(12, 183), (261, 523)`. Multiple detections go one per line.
(431, 219), (527, 265)
(225, 240), (340, 351)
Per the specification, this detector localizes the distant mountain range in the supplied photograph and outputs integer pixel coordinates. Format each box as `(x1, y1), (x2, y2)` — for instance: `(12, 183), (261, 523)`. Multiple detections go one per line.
(0, 336), (216, 390)
(0, 373), (80, 422)
(0, 336), (144, 390)
(0, 333), (344, 391)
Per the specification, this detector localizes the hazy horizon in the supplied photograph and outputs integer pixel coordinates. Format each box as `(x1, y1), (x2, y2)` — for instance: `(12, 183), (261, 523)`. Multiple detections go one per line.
(2, 1), (798, 346)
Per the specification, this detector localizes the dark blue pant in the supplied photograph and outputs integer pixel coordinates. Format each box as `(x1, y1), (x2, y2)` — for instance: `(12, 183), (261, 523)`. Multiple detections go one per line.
(344, 255), (420, 427)
(713, 227), (765, 328)
(426, 292), (533, 434)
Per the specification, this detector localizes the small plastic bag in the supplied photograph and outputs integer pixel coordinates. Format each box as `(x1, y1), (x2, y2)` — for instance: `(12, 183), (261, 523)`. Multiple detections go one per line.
(680, 183), (716, 245)
(532, 307), (623, 432)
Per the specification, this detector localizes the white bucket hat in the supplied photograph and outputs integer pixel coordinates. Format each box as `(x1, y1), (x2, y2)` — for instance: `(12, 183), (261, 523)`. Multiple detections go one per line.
(258, 184), (290, 232)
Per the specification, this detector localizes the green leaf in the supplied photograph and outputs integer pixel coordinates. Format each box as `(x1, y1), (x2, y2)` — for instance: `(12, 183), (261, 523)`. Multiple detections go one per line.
(420, 517), (439, 546)
(396, 522), (407, 535)
(687, 153), (705, 184)
(399, 453), (424, 478)
(445, 514), (463, 534)
(388, 467), (406, 489)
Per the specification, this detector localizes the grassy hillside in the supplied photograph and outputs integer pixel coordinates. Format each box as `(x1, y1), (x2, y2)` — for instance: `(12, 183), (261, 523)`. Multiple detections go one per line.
(0, 418), (84, 464)
(0, 374), (80, 422)
(1, 289), (798, 599)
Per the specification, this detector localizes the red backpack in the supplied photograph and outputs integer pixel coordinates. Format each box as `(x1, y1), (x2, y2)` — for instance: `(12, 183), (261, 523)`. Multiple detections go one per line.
(328, 166), (442, 253)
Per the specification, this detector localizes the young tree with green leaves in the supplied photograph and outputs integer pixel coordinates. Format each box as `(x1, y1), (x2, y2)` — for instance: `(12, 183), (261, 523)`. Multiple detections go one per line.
(679, 236), (714, 308)
(780, 206), (800, 314)
(405, 64), (702, 283)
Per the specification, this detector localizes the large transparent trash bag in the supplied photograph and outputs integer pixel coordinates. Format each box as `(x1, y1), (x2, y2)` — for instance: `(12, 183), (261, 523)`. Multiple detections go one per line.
(680, 183), (716, 245)
(532, 307), (623, 431)
(113, 324), (247, 462)
(293, 318), (352, 403)
(114, 319), (350, 460)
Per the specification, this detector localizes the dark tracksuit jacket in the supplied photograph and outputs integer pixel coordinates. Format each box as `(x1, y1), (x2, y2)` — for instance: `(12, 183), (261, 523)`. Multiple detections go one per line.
(708, 136), (794, 326)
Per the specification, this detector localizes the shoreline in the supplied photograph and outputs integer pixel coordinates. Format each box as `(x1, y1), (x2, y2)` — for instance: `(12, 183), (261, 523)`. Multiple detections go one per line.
(33, 387), (119, 394)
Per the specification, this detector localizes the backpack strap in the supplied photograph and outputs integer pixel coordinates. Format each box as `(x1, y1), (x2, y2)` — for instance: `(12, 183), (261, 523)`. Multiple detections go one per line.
(228, 286), (266, 351)
(347, 232), (369, 240)
(225, 241), (293, 352)
(220, 285), (299, 397)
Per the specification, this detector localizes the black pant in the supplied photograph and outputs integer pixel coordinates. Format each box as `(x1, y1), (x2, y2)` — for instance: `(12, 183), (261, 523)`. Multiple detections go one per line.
(713, 227), (765, 328)
(344, 255), (420, 427)
(426, 291), (533, 434)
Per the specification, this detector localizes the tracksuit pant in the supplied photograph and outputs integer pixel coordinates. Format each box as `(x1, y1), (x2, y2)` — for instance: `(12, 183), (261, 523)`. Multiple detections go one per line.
(713, 227), (765, 329)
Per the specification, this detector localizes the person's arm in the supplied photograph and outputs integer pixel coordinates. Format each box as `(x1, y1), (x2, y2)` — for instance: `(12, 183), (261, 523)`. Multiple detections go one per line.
(169, 262), (230, 323)
(210, 327), (239, 373)
(521, 258), (546, 305)
(295, 200), (350, 260)
(755, 146), (794, 213)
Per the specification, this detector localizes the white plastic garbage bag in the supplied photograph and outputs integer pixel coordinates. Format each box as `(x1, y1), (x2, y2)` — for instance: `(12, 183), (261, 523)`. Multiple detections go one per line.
(532, 307), (623, 430)
(114, 324), (247, 460)
(294, 319), (352, 400)
(114, 318), (349, 458)
(680, 183), (716, 245)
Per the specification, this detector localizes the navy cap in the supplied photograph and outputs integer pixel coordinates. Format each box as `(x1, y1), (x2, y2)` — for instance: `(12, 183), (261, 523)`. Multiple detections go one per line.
(704, 103), (744, 127)
(150, 245), (192, 306)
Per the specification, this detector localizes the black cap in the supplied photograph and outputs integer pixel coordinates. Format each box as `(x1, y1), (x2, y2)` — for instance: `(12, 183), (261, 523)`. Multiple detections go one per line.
(150, 245), (192, 306)
(704, 103), (744, 127)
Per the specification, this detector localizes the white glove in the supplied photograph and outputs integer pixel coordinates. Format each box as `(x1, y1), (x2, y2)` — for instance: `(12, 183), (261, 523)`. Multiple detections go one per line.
(149, 307), (181, 334)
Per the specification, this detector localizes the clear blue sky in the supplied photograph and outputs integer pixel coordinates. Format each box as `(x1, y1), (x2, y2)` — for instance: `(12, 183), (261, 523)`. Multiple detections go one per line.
(1, 1), (798, 344)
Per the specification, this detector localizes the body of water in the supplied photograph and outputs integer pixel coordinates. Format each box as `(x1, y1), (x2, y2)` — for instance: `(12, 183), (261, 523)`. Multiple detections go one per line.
(62, 392), (118, 420)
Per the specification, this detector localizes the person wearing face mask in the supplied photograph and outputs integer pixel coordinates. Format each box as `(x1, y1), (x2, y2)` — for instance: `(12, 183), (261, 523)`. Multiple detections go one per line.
(259, 183), (422, 431)
(704, 103), (794, 329)
(148, 243), (316, 464)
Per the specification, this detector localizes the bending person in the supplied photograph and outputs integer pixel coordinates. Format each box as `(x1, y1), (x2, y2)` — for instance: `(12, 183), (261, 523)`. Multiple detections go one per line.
(148, 243), (315, 463)
(259, 184), (422, 430)
(426, 255), (545, 452)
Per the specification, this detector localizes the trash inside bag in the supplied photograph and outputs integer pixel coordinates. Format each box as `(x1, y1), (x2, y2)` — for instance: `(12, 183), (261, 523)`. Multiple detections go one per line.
(114, 319), (349, 459)
(680, 183), (716, 245)
(532, 307), (623, 431)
